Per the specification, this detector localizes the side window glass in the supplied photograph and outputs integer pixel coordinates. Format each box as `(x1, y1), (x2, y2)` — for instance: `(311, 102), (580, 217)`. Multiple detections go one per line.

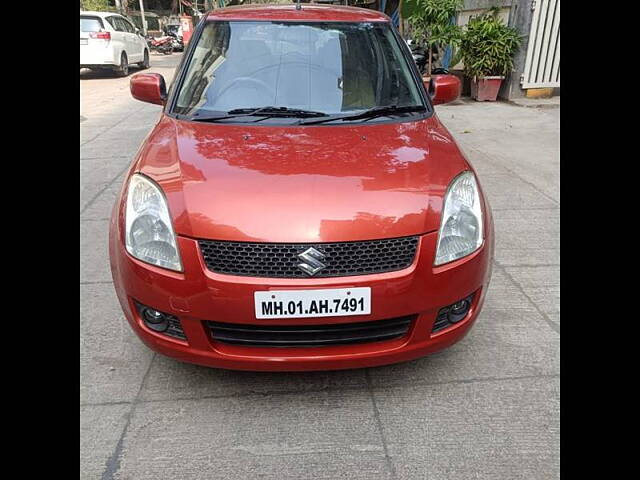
(116, 18), (128, 32)
(122, 19), (135, 34)
(105, 16), (120, 31)
(114, 17), (126, 32)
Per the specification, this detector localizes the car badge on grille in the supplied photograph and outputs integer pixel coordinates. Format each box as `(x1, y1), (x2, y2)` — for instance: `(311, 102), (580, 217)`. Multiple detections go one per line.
(297, 247), (327, 276)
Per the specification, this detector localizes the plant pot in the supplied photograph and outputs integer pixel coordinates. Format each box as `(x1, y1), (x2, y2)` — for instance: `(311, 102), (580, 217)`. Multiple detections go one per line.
(470, 76), (504, 101)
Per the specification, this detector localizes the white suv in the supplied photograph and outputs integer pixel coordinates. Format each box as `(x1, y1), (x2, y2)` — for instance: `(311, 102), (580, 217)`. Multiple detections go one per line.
(80, 11), (150, 76)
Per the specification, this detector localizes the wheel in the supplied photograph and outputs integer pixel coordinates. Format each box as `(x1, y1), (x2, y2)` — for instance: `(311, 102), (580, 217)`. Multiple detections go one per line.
(115, 52), (129, 77)
(138, 49), (150, 70)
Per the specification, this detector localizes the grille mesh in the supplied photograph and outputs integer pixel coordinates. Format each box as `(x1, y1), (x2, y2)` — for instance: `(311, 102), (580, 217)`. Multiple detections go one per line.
(198, 237), (419, 278)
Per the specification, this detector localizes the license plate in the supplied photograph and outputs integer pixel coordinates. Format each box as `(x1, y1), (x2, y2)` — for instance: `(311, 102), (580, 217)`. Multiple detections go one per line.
(254, 287), (371, 319)
(80, 39), (88, 45)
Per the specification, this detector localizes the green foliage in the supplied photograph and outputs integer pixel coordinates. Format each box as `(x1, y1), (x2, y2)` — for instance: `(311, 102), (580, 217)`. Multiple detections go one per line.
(459, 7), (521, 78)
(407, 0), (463, 49)
(80, 0), (113, 11)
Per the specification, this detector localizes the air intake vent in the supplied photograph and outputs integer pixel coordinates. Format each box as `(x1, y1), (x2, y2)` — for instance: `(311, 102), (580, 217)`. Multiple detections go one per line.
(206, 315), (416, 347)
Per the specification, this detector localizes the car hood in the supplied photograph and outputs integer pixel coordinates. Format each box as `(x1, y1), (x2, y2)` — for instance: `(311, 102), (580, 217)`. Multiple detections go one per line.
(135, 114), (470, 243)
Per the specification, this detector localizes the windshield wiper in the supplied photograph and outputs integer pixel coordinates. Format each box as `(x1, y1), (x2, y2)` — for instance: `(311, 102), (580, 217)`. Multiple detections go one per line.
(183, 111), (242, 123)
(227, 106), (328, 118)
(184, 106), (329, 123)
(298, 105), (427, 125)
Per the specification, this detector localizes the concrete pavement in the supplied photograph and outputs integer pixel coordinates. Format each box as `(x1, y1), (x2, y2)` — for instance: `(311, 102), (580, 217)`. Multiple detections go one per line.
(80, 53), (559, 480)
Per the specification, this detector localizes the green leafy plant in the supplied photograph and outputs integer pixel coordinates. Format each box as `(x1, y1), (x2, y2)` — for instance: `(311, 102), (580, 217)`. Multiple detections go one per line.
(80, 0), (113, 11)
(407, 0), (463, 76)
(460, 7), (521, 79)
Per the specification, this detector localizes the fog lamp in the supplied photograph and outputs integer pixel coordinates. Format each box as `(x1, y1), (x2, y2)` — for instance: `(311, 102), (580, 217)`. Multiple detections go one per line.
(447, 298), (471, 323)
(135, 304), (169, 332)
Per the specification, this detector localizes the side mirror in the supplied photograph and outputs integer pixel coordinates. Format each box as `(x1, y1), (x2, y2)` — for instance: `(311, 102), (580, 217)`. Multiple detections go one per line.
(130, 73), (167, 105)
(426, 74), (461, 105)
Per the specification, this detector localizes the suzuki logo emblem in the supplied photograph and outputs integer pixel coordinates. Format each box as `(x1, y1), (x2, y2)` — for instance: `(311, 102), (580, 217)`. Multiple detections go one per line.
(297, 247), (327, 276)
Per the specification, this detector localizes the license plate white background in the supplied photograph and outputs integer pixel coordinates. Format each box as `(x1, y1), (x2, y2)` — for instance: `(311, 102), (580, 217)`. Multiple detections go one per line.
(254, 287), (371, 319)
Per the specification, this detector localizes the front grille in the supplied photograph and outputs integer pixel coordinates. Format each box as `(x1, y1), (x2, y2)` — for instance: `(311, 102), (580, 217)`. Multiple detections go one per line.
(198, 236), (419, 278)
(206, 315), (416, 347)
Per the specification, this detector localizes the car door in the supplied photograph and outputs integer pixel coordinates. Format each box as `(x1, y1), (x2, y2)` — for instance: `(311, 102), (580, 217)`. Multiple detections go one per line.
(105, 16), (126, 62)
(114, 17), (135, 61)
(121, 17), (143, 62)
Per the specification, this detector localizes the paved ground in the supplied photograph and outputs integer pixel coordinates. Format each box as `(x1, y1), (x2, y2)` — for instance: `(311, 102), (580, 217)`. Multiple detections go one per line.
(81, 52), (559, 480)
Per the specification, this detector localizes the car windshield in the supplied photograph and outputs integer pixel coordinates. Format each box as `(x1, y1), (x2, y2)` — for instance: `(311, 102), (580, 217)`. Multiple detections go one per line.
(172, 21), (425, 122)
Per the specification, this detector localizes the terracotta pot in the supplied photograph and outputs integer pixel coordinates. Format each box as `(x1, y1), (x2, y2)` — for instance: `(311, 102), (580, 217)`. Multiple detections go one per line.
(470, 76), (504, 101)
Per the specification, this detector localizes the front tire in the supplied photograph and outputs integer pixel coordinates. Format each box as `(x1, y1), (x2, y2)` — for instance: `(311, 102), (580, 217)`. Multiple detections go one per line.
(138, 49), (150, 69)
(115, 52), (129, 77)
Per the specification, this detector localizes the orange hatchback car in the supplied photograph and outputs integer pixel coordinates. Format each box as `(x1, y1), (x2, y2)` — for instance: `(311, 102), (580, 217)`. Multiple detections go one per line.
(109, 5), (494, 371)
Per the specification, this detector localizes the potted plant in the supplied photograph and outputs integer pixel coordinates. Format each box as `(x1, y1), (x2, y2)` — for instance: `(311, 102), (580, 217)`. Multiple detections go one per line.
(407, 0), (463, 81)
(460, 7), (521, 101)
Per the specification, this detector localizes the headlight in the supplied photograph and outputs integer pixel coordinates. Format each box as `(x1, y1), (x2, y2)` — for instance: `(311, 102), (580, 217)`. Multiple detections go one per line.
(125, 174), (182, 271)
(434, 171), (484, 266)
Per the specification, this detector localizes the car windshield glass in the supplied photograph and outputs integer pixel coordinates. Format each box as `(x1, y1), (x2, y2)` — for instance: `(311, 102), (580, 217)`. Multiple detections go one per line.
(173, 21), (425, 120)
(80, 16), (104, 32)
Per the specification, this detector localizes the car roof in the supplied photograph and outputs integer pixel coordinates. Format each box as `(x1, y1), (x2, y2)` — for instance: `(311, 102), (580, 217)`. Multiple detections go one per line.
(206, 5), (390, 23)
(80, 11), (120, 18)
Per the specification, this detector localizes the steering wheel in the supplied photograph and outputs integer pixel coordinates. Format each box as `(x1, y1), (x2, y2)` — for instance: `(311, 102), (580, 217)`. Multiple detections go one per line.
(214, 61), (341, 102)
(214, 77), (276, 105)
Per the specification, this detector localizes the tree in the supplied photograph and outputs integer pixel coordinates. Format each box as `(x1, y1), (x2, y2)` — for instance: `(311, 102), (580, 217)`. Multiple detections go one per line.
(80, 0), (113, 11)
(407, 0), (463, 77)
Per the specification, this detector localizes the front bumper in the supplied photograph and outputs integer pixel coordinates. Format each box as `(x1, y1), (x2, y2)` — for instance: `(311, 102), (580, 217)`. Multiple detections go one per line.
(110, 219), (493, 371)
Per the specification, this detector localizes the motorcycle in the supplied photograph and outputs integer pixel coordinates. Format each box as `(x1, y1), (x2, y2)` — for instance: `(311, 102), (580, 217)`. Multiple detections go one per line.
(164, 25), (184, 52)
(407, 39), (427, 74)
(406, 39), (449, 76)
(146, 34), (173, 55)
(166, 32), (184, 52)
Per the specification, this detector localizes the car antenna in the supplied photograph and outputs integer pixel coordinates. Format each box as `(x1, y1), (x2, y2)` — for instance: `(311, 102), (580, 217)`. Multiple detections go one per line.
(296, 0), (302, 11)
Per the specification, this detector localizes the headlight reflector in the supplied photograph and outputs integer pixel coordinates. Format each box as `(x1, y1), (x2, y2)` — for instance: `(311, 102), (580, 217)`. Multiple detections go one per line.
(125, 174), (182, 271)
(434, 171), (483, 265)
